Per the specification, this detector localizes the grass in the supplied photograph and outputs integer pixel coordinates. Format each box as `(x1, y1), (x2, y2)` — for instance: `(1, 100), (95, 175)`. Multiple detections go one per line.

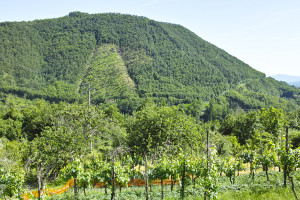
(45, 185), (298, 200)
(219, 187), (293, 200)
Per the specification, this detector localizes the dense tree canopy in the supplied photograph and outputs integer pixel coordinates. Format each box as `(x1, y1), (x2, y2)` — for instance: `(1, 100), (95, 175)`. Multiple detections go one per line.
(1, 12), (300, 199)
(0, 12), (299, 113)
(127, 101), (201, 154)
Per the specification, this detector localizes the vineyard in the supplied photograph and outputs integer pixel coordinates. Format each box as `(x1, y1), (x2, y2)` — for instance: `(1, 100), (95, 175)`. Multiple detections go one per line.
(1, 11), (300, 200)
(21, 134), (300, 200)
(23, 178), (178, 199)
(1, 100), (300, 199)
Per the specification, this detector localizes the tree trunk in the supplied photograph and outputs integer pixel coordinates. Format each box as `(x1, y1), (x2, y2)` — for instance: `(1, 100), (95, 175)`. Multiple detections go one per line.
(192, 174), (195, 189)
(171, 175), (174, 191)
(290, 176), (299, 200)
(93, 179), (96, 188)
(37, 163), (41, 200)
(84, 184), (86, 196)
(74, 178), (78, 200)
(132, 164), (136, 188)
(161, 178), (164, 199)
(250, 162), (254, 183)
(265, 166), (269, 181)
(233, 170), (235, 185)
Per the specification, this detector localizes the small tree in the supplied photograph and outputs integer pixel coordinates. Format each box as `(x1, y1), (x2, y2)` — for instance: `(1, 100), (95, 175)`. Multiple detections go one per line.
(0, 168), (24, 199)
(259, 107), (286, 138)
(61, 159), (84, 200)
(201, 159), (219, 200)
(215, 158), (226, 177)
(257, 149), (276, 181)
(224, 160), (237, 185)
(240, 151), (258, 183)
(188, 156), (205, 189)
(91, 158), (111, 194)
(168, 157), (180, 191)
(150, 156), (170, 199)
(108, 146), (129, 200)
(114, 162), (130, 193)
(279, 146), (300, 200)
(78, 170), (91, 196)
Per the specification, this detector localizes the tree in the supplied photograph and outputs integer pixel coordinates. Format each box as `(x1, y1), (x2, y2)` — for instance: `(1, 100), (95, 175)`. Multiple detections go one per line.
(0, 105), (23, 140)
(203, 97), (228, 122)
(127, 102), (200, 199)
(127, 103), (199, 155)
(219, 111), (259, 145)
(259, 107), (286, 138)
(219, 114), (236, 136)
(27, 103), (94, 199)
(234, 111), (259, 145)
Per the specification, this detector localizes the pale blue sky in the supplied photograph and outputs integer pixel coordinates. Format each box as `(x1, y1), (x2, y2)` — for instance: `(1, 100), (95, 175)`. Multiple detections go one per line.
(1, 0), (300, 76)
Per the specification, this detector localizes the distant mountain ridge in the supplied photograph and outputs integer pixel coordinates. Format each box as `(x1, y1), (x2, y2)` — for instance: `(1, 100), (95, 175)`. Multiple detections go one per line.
(0, 12), (299, 113)
(271, 74), (300, 87)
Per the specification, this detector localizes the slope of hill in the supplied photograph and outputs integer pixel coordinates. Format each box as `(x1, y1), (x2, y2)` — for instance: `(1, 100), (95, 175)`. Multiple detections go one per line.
(0, 12), (299, 113)
(292, 82), (300, 87)
(271, 74), (300, 87)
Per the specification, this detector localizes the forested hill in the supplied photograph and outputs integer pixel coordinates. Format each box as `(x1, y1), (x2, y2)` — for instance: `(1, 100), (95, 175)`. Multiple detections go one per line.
(0, 12), (299, 114)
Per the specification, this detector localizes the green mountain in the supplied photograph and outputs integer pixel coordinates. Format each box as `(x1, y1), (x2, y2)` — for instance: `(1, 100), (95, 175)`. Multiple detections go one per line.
(0, 12), (299, 114)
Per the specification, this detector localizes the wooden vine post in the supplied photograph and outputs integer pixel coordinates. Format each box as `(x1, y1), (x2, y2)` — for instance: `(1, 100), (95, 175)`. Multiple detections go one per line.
(145, 153), (149, 200)
(204, 130), (209, 200)
(111, 155), (115, 200)
(181, 159), (186, 200)
(283, 126), (288, 187)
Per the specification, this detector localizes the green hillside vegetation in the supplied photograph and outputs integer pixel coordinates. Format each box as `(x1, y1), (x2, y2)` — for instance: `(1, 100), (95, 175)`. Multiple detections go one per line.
(1, 96), (300, 199)
(0, 12), (299, 114)
(3, 12), (300, 200)
(81, 44), (138, 105)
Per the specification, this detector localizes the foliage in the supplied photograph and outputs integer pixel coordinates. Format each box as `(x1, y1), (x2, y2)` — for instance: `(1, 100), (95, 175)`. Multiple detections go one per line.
(0, 12), (299, 112)
(0, 168), (24, 199)
(61, 159), (84, 181)
(127, 102), (200, 154)
(259, 106), (286, 137)
(278, 147), (300, 173)
(1, 16), (300, 198)
(90, 158), (111, 189)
